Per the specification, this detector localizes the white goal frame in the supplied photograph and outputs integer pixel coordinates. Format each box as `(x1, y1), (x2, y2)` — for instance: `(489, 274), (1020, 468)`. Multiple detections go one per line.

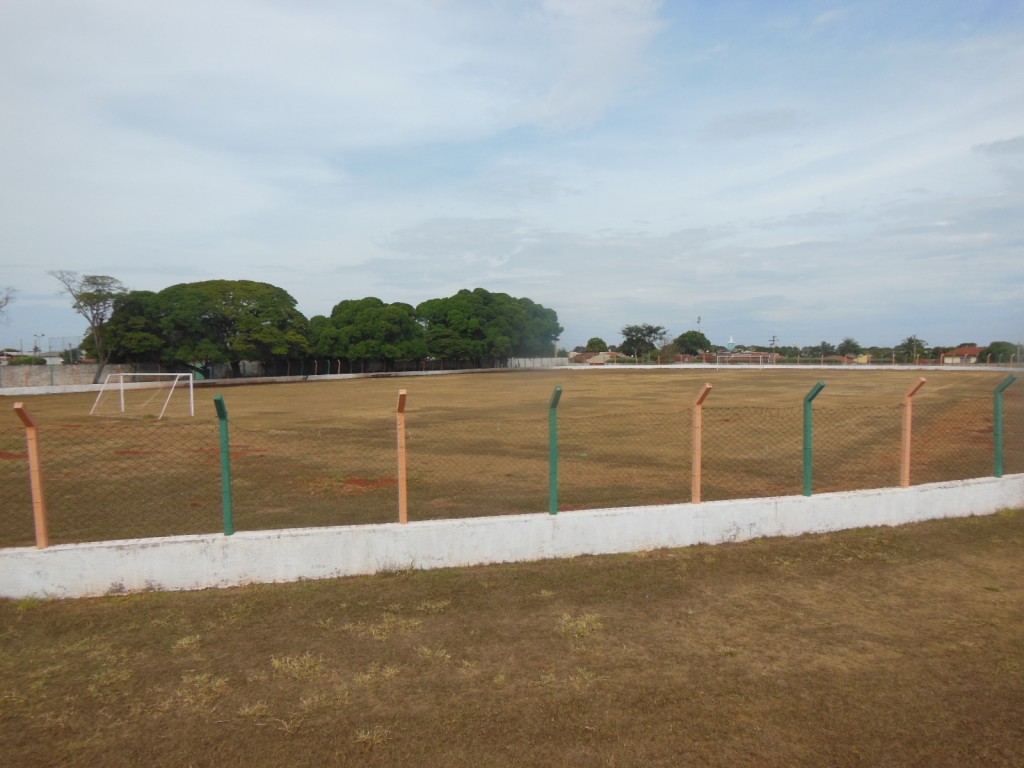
(715, 353), (776, 368)
(90, 372), (195, 419)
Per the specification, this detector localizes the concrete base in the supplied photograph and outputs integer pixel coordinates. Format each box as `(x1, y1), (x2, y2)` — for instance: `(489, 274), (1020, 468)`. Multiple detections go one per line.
(2, 474), (1021, 599)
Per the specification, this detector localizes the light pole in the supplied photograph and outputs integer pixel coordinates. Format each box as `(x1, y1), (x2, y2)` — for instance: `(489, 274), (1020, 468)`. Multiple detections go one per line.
(33, 333), (45, 355)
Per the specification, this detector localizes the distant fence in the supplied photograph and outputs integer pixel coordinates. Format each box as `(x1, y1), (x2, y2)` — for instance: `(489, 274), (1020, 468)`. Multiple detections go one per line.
(1, 376), (1020, 548)
(0, 357), (572, 390)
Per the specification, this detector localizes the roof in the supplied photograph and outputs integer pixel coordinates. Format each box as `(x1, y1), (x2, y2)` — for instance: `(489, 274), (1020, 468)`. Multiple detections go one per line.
(945, 346), (984, 357)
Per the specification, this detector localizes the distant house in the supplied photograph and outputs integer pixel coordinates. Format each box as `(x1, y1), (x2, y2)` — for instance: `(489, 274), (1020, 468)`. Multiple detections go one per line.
(942, 346), (984, 365)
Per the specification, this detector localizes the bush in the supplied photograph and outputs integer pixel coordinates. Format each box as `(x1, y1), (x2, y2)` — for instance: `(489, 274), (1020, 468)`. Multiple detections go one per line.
(9, 356), (46, 365)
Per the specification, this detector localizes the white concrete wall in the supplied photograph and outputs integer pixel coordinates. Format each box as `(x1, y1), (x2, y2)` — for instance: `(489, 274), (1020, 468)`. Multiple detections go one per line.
(2, 474), (1021, 600)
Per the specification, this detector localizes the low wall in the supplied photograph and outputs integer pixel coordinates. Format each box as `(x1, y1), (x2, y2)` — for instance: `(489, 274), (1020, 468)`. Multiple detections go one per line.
(2, 474), (1021, 599)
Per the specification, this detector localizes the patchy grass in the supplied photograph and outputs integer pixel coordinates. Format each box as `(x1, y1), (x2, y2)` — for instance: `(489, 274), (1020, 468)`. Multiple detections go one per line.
(2, 509), (1023, 767)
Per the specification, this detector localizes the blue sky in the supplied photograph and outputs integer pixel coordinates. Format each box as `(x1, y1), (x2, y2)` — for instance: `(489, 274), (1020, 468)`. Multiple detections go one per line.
(1, 0), (1022, 355)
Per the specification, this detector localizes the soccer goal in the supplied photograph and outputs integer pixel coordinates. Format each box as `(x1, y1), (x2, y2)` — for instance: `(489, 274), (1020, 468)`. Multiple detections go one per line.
(715, 353), (776, 367)
(90, 372), (195, 419)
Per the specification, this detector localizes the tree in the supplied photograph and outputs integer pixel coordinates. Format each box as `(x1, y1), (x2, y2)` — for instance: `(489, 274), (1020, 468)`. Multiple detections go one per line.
(49, 271), (127, 382)
(104, 280), (309, 377)
(836, 337), (863, 357)
(103, 290), (166, 364)
(416, 288), (562, 367)
(896, 335), (928, 362)
(982, 341), (1017, 363)
(0, 286), (13, 316)
(672, 330), (711, 355)
(585, 337), (608, 353)
(801, 341), (836, 357)
(325, 297), (427, 371)
(620, 324), (666, 361)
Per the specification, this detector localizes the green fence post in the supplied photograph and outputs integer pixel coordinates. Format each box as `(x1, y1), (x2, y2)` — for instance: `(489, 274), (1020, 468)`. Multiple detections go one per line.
(548, 385), (563, 515)
(214, 395), (235, 536)
(803, 381), (826, 496)
(994, 375), (1017, 477)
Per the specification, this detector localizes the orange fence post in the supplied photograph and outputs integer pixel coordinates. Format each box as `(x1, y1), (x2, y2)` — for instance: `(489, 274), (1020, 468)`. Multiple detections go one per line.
(396, 390), (408, 524)
(691, 383), (712, 503)
(13, 402), (49, 548)
(900, 378), (926, 488)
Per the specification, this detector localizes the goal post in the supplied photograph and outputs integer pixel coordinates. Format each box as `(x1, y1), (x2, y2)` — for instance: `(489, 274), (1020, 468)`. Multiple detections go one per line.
(715, 353), (776, 368)
(90, 372), (195, 419)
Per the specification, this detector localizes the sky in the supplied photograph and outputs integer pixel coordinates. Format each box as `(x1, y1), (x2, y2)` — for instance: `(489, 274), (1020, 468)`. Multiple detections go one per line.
(1, 0), (1023, 355)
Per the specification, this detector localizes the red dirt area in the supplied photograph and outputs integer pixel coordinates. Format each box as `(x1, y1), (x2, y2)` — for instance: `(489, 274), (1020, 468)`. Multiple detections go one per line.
(0, 451), (27, 460)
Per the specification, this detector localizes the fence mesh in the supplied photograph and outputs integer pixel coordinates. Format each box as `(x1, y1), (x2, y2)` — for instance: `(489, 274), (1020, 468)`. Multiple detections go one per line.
(1007, 384), (1024, 475)
(1, 379), (1022, 548)
(0, 423), (34, 547)
(1, 419), (220, 547)
(910, 398), (994, 483)
(405, 415), (548, 518)
(560, 410), (691, 509)
(228, 421), (397, 530)
(813, 404), (904, 492)
(702, 406), (803, 500)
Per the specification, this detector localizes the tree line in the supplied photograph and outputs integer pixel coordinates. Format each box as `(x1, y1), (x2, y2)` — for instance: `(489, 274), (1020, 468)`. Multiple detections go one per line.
(577, 324), (1018, 365)
(46, 273), (563, 381)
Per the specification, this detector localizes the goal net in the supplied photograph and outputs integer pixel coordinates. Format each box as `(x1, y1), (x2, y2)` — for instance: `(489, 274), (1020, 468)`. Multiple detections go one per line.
(715, 353), (776, 367)
(90, 373), (195, 419)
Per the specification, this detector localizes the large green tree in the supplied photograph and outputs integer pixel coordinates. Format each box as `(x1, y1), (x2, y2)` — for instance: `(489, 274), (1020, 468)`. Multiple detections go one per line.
(103, 290), (166, 363)
(106, 280), (308, 376)
(315, 297), (427, 371)
(416, 288), (562, 367)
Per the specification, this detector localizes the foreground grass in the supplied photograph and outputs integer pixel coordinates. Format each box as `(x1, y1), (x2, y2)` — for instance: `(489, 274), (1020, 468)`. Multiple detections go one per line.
(2, 509), (1023, 767)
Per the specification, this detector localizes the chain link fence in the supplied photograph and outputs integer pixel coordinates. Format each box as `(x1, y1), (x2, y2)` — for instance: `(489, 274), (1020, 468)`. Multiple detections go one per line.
(0, 423), (34, 546)
(1007, 384), (1024, 475)
(405, 415), (548, 518)
(0, 419), (220, 547)
(560, 410), (691, 509)
(227, 422), (396, 531)
(702, 405), (804, 500)
(2, 379), (1021, 547)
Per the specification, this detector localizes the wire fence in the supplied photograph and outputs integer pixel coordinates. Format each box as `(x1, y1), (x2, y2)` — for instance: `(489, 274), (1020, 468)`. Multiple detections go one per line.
(702, 405), (804, 500)
(1, 379), (1021, 548)
(228, 423), (397, 530)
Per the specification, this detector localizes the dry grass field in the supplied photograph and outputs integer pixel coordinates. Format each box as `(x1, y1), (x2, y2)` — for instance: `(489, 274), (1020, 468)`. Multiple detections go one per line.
(1, 508), (1021, 767)
(1, 367), (1020, 546)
